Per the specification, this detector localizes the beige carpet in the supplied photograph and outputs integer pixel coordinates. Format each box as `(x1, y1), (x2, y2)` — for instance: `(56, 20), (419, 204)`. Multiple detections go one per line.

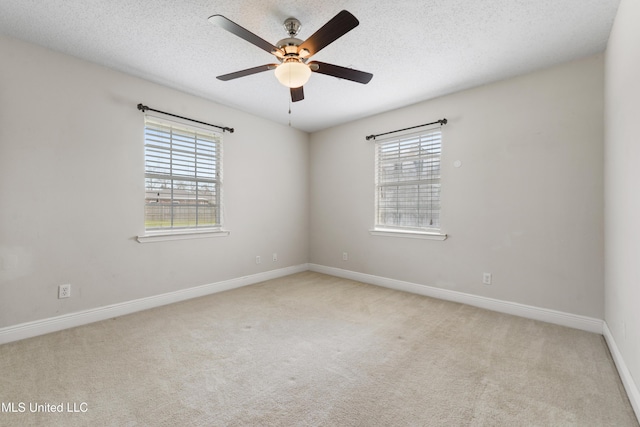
(0, 271), (637, 426)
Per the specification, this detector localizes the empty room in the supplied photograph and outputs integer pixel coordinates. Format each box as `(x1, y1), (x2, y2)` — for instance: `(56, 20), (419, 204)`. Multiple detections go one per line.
(1, 0), (639, 425)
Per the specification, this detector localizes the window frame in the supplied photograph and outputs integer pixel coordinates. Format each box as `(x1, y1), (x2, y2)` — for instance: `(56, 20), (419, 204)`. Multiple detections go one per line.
(137, 113), (228, 242)
(371, 126), (447, 240)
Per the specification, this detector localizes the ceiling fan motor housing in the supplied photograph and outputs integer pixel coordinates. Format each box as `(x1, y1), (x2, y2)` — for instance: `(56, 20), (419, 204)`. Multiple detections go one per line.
(277, 37), (304, 54)
(278, 18), (311, 61)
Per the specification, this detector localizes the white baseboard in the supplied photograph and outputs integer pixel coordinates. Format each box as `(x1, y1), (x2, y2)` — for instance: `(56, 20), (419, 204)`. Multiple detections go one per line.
(0, 264), (309, 345)
(309, 264), (604, 334)
(1, 262), (603, 343)
(603, 323), (640, 422)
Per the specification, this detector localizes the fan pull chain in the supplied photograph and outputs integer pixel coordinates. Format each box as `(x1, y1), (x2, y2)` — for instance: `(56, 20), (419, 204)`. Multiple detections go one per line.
(288, 99), (292, 127)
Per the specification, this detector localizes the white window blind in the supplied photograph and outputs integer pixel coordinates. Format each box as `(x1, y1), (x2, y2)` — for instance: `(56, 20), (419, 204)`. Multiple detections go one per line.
(375, 127), (442, 230)
(144, 115), (222, 230)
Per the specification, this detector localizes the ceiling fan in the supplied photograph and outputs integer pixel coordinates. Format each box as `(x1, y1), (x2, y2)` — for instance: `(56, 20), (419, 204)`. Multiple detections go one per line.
(208, 10), (373, 102)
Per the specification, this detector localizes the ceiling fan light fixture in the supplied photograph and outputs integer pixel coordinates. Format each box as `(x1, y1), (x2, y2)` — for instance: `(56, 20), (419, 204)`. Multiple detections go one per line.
(211, 11), (372, 102)
(274, 60), (311, 88)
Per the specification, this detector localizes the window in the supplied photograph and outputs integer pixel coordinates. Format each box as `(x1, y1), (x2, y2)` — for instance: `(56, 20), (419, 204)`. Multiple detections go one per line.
(375, 127), (442, 232)
(143, 115), (222, 231)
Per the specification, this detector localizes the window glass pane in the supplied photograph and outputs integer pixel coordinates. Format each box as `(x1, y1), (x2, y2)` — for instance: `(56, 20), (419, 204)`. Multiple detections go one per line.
(375, 128), (442, 230)
(143, 116), (222, 230)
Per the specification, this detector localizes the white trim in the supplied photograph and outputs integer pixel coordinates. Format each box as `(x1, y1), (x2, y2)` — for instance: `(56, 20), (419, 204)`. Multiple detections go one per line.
(137, 228), (230, 243)
(369, 228), (447, 240)
(0, 264), (308, 345)
(603, 323), (640, 422)
(308, 264), (603, 334)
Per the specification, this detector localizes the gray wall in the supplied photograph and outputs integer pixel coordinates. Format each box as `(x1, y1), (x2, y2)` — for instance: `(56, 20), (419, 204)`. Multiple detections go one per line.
(0, 35), (608, 329)
(310, 54), (605, 318)
(605, 0), (640, 406)
(0, 36), (310, 327)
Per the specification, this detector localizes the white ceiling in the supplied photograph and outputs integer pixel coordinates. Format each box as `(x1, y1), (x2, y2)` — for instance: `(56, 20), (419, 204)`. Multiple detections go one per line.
(0, 0), (620, 133)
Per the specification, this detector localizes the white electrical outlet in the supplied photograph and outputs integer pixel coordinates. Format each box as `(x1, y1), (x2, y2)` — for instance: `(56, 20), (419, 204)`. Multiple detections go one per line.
(272, 253), (278, 262)
(256, 256), (261, 264)
(342, 252), (348, 261)
(58, 284), (71, 299)
(482, 273), (492, 285)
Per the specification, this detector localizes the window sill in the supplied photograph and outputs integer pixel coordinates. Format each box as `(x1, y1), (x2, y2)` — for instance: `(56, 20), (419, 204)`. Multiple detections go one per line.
(369, 228), (447, 241)
(137, 228), (230, 243)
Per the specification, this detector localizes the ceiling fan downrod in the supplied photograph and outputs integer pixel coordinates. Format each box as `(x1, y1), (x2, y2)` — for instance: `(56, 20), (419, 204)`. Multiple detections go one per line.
(283, 17), (301, 37)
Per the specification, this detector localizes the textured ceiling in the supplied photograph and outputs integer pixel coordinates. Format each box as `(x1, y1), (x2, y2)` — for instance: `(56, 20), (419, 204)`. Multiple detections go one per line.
(0, 0), (621, 133)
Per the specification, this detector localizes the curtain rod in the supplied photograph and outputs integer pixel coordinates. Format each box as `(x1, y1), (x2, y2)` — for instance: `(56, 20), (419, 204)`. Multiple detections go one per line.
(137, 104), (234, 133)
(365, 118), (447, 141)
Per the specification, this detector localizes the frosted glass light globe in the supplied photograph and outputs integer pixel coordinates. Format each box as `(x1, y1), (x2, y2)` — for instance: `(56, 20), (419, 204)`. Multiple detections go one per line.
(275, 61), (311, 88)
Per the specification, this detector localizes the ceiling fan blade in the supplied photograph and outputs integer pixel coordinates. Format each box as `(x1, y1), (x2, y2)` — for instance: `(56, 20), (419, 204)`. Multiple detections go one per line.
(308, 61), (373, 84)
(209, 15), (283, 56)
(291, 86), (304, 102)
(297, 10), (359, 58)
(217, 64), (277, 81)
